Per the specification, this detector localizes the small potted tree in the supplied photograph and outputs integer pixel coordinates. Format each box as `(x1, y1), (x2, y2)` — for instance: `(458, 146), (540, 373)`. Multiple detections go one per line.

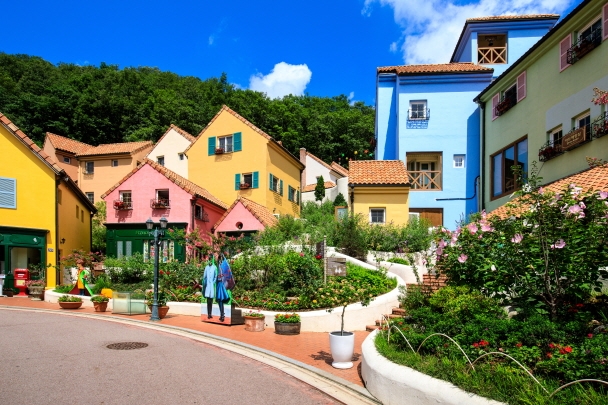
(91, 295), (110, 312)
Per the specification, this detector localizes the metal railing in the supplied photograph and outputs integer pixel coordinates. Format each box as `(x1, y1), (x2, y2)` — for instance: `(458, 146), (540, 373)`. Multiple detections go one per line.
(407, 108), (430, 121)
(495, 94), (517, 116)
(591, 112), (608, 139)
(567, 28), (602, 64)
(113, 199), (132, 210)
(150, 198), (170, 209)
(538, 140), (564, 162)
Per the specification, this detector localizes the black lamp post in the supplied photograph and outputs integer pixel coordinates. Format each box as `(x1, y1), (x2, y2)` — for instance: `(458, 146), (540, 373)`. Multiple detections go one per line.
(146, 216), (168, 321)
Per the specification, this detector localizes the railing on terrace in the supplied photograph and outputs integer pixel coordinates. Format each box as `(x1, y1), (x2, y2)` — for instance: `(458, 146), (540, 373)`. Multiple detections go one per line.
(407, 109), (430, 121)
(113, 200), (132, 210)
(477, 46), (507, 64)
(495, 94), (517, 116)
(150, 198), (170, 209)
(591, 112), (608, 139)
(407, 171), (442, 190)
(538, 140), (564, 162)
(567, 28), (602, 64)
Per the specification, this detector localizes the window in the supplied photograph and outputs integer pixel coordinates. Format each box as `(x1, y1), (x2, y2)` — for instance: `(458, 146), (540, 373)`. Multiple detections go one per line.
(178, 153), (184, 161)
(477, 34), (507, 64)
(154, 189), (169, 208)
(195, 205), (203, 220)
(409, 100), (428, 120)
(81, 209), (84, 222)
(0, 177), (16, 209)
(208, 132), (242, 155)
(85, 161), (94, 174)
(76, 205), (79, 218)
(119, 191), (132, 204)
(575, 113), (591, 134)
(491, 137), (528, 199)
(288, 186), (299, 203)
(157, 156), (164, 166)
(370, 208), (385, 224)
(453, 155), (465, 168)
(406, 152), (442, 190)
(409, 212), (420, 222)
(235, 172), (259, 189)
(493, 71), (526, 118)
(269, 173), (283, 195)
(550, 127), (563, 145)
(63, 156), (71, 164)
(86, 192), (94, 203)
(112, 160), (119, 167)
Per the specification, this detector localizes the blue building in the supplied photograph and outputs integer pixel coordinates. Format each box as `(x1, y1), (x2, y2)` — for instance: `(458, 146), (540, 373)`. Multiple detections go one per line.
(375, 15), (559, 228)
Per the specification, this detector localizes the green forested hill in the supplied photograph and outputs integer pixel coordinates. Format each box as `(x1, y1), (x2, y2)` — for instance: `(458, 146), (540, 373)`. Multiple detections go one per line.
(0, 53), (375, 165)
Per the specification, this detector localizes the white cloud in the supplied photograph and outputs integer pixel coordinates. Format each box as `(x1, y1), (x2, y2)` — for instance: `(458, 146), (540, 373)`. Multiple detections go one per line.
(249, 62), (312, 99)
(364, 0), (573, 64)
(389, 42), (398, 53)
(348, 91), (356, 105)
(208, 35), (215, 46)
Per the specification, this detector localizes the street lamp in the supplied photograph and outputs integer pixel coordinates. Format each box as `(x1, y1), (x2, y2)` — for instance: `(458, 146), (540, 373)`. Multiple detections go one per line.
(146, 216), (168, 321)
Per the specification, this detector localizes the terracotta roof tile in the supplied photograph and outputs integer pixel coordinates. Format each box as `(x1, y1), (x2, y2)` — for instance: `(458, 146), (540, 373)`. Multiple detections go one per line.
(213, 196), (277, 230)
(377, 63), (493, 75)
(186, 105), (304, 168)
(46, 132), (93, 154)
(330, 162), (349, 177)
(349, 160), (409, 185)
(491, 165), (608, 218)
(101, 159), (228, 209)
(466, 14), (559, 22)
(0, 113), (63, 173)
(302, 181), (337, 193)
(76, 141), (153, 157)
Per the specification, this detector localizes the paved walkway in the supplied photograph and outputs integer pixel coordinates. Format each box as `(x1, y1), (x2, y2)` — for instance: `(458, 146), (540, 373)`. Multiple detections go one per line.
(0, 297), (378, 404)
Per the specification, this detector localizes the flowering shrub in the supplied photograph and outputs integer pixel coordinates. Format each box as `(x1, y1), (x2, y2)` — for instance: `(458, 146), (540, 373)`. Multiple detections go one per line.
(432, 164), (608, 319)
(275, 313), (300, 323)
(25, 279), (45, 287)
(61, 249), (104, 268)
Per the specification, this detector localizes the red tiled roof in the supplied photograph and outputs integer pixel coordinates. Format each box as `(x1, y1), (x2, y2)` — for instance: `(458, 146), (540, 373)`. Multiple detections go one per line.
(213, 196), (277, 230)
(466, 14), (559, 22)
(491, 164), (608, 218)
(1, 113), (63, 173)
(46, 132), (93, 154)
(76, 141), (153, 157)
(186, 105), (304, 168)
(302, 181), (337, 193)
(331, 162), (349, 177)
(377, 63), (493, 75)
(349, 160), (410, 185)
(101, 158), (228, 209)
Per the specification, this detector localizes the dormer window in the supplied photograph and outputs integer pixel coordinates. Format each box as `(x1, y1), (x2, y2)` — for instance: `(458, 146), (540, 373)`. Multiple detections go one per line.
(478, 34), (507, 64)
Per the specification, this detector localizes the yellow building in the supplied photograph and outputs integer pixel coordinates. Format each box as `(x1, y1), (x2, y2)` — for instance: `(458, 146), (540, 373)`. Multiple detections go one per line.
(0, 113), (96, 288)
(348, 160), (410, 226)
(186, 106), (304, 223)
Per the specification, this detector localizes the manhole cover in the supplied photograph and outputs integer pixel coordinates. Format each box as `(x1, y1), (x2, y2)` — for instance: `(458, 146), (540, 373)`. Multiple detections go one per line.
(106, 342), (148, 350)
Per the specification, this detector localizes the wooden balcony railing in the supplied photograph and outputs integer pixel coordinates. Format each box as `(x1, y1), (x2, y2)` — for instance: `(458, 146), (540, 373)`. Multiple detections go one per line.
(407, 171), (442, 190)
(477, 46), (507, 64)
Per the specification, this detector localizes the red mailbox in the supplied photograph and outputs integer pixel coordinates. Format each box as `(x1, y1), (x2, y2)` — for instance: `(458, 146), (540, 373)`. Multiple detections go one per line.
(14, 268), (30, 296)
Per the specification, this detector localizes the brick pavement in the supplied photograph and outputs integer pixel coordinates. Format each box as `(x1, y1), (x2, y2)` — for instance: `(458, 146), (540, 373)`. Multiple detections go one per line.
(0, 296), (368, 387)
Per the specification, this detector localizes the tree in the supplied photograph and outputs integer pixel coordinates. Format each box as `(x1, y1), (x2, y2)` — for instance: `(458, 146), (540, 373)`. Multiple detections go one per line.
(333, 192), (347, 207)
(314, 176), (326, 202)
(92, 201), (106, 252)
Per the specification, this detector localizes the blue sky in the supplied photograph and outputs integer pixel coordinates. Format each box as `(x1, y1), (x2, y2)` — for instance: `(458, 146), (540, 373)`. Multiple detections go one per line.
(2, 0), (578, 105)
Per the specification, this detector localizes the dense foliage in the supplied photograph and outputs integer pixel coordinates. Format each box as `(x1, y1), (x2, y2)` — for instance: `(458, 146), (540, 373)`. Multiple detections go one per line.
(432, 165), (608, 319)
(0, 53), (375, 166)
(379, 286), (608, 404)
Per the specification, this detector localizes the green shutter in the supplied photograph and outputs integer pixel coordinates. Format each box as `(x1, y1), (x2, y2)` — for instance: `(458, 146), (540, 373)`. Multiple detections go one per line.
(269, 173), (274, 191)
(279, 179), (284, 196)
(296, 190), (300, 205)
(235, 174), (241, 190)
(208, 137), (216, 156)
(252, 172), (259, 188)
(233, 132), (242, 152)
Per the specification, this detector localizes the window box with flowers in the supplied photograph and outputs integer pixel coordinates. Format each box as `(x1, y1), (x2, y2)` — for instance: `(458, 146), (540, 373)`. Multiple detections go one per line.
(591, 112), (608, 139)
(274, 313), (301, 335)
(239, 183), (251, 190)
(214, 147), (225, 155)
(151, 199), (170, 209)
(113, 200), (131, 210)
(538, 143), (563, 162)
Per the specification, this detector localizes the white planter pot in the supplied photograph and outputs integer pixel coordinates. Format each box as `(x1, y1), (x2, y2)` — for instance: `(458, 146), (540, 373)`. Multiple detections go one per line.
(329, 331), (355, 369)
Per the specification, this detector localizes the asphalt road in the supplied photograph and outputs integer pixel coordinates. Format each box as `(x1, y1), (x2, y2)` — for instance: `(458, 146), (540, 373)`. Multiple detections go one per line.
(0, 311), (341, 405)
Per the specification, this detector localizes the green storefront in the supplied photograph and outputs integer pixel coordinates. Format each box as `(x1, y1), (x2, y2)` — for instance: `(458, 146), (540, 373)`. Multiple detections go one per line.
(105, 223), (186, 262)
(0, 226), (48, 290)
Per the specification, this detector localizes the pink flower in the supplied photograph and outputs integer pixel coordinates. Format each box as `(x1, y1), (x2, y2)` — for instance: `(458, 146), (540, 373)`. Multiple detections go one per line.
(467, 223), (478, 234)
(511, 234), (523, 244)
(568, 205), (582, 215)
(458, 254), (468, 263)
(538, 187), (544, 195)
(438, 239), (447, 248)
(551, 239), (566, 249)
(299, 253), (304, 257)
(599, 191), (608, 200)
(480, 222), (494, 232)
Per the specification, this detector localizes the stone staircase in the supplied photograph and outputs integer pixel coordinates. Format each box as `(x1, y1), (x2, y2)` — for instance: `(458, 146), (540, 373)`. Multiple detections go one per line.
(366, 272), (448, 332)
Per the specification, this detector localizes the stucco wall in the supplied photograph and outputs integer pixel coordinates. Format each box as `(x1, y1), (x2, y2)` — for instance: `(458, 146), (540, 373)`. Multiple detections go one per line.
(352, 186), (410, 226)
(146, 128), (191, 178)
(214, 202), (266, 233)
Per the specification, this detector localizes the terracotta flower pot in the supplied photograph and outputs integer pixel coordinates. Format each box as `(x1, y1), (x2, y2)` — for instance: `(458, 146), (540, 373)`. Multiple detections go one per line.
(93, 302), (108, 312)
(59, 301), (83, 310)
(148, 305), (170, 319)
(244, 315), (265, 332)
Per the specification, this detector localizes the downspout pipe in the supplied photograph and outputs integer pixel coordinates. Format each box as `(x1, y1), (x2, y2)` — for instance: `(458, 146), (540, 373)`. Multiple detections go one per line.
(436, 176), (479, 201)
(478, 101), (486, 212)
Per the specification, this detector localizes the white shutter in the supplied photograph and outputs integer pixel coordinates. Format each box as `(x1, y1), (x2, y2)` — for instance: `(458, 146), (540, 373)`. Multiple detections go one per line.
(603, 3), (608, 41)
(516, 71), (526, 102)
(559, 35), (571, 71)
(492, 93), (500, 121)
(0, 177), (16, 208)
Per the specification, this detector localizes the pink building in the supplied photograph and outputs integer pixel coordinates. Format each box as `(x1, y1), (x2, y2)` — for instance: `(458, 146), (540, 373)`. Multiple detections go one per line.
(213, 197), (278, 237)
(101, 159), (227, 261)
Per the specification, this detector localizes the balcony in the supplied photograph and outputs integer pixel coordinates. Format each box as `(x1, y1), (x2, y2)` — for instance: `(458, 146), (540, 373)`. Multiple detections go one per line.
(407, 171), (442, 190)
(591, 112), (608, 139)
(538, 141), (563, 162)
(113, 200), (132, 210)
(150, 198), (170, 209)
(477, 46), (507, 64)
(495, 95), (517, 116)
(567, 28), (602, 64)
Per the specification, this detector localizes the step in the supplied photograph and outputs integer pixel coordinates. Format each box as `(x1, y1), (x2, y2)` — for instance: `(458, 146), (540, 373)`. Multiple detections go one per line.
(392, 308), (406, 315)
(366, 324), (380, 332)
